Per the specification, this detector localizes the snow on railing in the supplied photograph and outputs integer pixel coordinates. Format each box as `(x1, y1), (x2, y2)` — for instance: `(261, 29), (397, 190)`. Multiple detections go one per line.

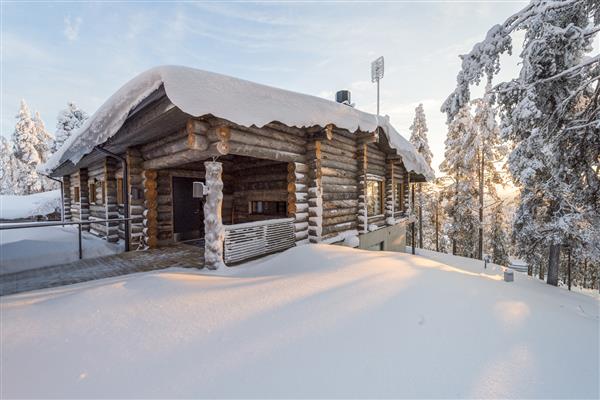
(223, 217), (295, 264)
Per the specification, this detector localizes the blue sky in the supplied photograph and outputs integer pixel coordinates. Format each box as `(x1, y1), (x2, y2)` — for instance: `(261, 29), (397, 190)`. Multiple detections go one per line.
(1, 1), (530, 172)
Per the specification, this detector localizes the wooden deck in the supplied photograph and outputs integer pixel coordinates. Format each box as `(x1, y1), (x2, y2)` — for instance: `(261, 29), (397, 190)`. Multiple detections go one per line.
(0, 244), (204, 296)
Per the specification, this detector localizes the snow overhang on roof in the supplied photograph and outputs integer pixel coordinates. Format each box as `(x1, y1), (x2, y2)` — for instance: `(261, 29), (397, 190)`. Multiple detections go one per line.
(40, 65), (434, 180)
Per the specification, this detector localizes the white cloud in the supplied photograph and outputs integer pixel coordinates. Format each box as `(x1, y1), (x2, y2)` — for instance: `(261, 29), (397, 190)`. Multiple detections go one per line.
(63, 16), (82, 41)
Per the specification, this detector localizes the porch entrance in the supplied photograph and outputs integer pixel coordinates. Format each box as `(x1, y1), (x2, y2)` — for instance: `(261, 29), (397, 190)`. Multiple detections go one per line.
(172, 176), (204, 242)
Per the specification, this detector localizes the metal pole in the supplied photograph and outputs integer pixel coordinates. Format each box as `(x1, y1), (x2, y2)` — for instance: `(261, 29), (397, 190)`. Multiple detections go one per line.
(376, 79), (380, 115)
(95, 146), (130, 252)
(78, 223), (83, 259)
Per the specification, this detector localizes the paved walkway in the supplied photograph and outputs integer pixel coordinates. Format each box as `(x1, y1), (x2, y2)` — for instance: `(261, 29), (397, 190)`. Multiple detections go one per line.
(0, 244), (204, 296)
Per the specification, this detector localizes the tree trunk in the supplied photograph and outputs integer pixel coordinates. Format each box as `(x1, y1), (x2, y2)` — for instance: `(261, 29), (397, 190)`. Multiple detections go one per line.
(411, 183), (416, 255)
(567, 247), (571, 291)
(418, 183), (423, 249)
(435, 200), (439, 252)
(478, 149), (484, 260)
(547, 242), (561, 286)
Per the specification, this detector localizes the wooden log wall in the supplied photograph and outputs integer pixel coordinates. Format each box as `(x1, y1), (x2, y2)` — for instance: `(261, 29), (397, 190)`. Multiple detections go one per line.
(307, 140), (323, 243)
(63, 175), (72, 221)
(157, 170), (173, 243)
(365, 143), (387, 229)
(357, 143), (368, 233)
(123, 149), (144, 250)
(394, 160), (408, 217)
(385, 159), (395, 223)
(88, 161), (107, 238)
(103, 158), (119, 242)
(230, 159), (288, 224)
(69, 171), (80, 222)
(78, 168), (90, 231)
(320, 130), (359, 241)
(288, 162), (309, 244)
(143, 169), (158, 248)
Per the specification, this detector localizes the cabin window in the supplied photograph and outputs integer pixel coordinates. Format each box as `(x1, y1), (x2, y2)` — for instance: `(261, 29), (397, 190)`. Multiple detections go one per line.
(117, 178), (124, 204)
(394, 182), (404, 212)
(366, 178), (384, 216)
(249, 201), (287, 216)
(73, 186), (80, 203)
(89, 183), (96, 203)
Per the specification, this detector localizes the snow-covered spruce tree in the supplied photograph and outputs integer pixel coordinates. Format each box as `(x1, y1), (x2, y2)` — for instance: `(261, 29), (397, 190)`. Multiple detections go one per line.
(52, 102), (88, 153)
(489, 201), (511, 267)
(409, 104), (434, 249)
(442, 0), (599, 286)
(11, 100), (53, 194)
(472, 83), (508, 259)
(440, 105), (480, 257)
(33, 111), (53, 164)
(0, 136), (23, 195)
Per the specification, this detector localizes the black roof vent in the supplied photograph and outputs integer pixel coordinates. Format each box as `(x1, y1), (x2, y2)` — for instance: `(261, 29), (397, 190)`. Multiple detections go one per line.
(335, 90), (354, 107)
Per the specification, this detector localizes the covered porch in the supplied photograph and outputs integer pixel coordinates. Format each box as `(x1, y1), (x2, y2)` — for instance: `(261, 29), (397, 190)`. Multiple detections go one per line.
(150, 154), (298, 266)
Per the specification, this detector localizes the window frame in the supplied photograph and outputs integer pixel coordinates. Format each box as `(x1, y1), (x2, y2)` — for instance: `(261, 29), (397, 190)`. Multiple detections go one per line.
(73, 186), (80, 203)
(366, 175), (384, 217)
(249, 200), (288, 217)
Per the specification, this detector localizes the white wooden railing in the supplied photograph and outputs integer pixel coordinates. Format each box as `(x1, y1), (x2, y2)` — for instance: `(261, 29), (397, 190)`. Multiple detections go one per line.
(223, 218), (295, 264)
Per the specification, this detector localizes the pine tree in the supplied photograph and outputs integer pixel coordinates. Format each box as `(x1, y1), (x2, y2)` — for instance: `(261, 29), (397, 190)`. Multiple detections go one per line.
(52, 102), (88, 153)
(11, 100), (53, 194)
(442, 0), (600, 286)
(440, 105), (480, 257)
(0, 136), (22, 195)
(409, 104), (433, 249)
(33, 111), (53, 164)
(489, 201), (511, 267)
(472, 83), (508, 259)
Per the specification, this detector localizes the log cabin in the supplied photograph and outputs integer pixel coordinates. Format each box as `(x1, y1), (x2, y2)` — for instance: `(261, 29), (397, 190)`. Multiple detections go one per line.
(41, 66), (434, 269)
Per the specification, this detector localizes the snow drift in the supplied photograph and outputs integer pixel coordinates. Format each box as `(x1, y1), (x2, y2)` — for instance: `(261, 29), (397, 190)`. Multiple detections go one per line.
(40, 66), (434, 180)
(1, 245), (597, 398)
(0, 190), (60, 220)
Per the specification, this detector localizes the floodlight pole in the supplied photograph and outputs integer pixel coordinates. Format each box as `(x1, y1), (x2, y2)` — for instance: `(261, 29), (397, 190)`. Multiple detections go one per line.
(377, 79), (380, 115)
(371, 56), (384, 116)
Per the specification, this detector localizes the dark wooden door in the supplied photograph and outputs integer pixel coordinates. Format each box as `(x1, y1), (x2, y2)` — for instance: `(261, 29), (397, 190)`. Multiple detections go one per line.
(172, 177), (204, 241)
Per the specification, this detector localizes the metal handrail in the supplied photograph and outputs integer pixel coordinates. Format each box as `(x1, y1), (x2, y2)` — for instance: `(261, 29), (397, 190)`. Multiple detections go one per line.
(0, 217), (143, 260)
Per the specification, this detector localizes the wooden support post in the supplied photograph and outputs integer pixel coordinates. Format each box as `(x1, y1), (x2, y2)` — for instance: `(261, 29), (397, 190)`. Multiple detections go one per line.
(78, 168), (90, 231)
(127, 148), (145, 250)
(288, 162), (309, 245)
(307, 140), (323, 243)
(385, 159), (395, 225)
(63, 175), (72, 221)
(143, 169), (158, 249)
(204, 161), (225, 269)
(104, 158), (119, 242)
(357, 143), (368, 233)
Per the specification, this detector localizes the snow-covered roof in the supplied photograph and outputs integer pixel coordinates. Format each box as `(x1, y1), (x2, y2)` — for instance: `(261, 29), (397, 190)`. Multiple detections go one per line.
(41, 66), (434, 180)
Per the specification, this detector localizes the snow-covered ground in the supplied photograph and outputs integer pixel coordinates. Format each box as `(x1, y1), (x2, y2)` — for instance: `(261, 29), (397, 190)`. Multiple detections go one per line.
(0, 190), (61, 220)
(0, 225), (122, 275)
(1, 245), (598, 398)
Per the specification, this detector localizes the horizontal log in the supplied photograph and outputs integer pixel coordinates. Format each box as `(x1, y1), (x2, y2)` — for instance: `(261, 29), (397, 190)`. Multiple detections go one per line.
(323, 213), (357, 226)
(228, 142), (305, 163)
(323, 207), (357, 217)
(322, 192), (358, 201)
(322, 221), (357, 235)
(208, 127), (305, 155)
(288, 162), (308, 174)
